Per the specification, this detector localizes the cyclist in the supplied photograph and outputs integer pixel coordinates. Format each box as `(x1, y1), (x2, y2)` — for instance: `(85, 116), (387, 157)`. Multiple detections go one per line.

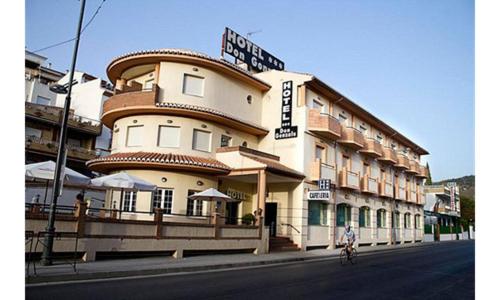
(340, 224), (356, 257)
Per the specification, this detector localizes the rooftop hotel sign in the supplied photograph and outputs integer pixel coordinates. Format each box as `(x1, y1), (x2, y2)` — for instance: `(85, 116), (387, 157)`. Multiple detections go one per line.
(275, 81), (298, 139)
(222, 27), (285, 72)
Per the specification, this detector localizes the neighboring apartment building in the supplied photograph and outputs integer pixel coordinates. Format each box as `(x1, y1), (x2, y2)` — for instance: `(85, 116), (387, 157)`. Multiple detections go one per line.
(25, 50), (113, 176)
(86, 48), (429, 250)
(424, 183), (461, 240)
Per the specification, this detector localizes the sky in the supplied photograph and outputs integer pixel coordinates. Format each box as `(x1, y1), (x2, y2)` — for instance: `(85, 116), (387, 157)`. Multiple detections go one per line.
(25, 0), (474, 181)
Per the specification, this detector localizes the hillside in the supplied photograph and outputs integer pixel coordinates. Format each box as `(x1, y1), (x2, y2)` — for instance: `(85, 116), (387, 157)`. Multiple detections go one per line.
(434, 175), (475, 200)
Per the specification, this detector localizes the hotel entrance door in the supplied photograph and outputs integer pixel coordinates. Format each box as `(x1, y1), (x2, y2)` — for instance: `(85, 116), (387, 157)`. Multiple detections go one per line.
(265, 203), (277, 237)
(225, 202), (239, 225)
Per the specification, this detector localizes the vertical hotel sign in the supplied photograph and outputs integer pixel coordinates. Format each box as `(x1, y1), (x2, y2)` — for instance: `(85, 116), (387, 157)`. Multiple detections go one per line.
(275, 81), (298, 139)
(448, 182), (456, 211)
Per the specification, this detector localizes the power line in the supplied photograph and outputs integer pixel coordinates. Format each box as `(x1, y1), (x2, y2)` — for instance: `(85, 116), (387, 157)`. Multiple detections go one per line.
(32, 0), (106, 53)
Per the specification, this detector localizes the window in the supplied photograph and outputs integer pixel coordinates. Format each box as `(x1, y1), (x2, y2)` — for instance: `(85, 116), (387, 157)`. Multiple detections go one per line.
(336, 204), (351, 226)
(144, 78), (154, 90)
(122, 191), (137, 212)
(359, 124), (367, 135)
(158, 126), (180, 148)
(187, 190), (203, 216)
(376, 134), (383, 143)
(393, 212), (400, 228)
(35, 95), (51, 105)
(415, 215), (420, 229)
(152, 188), (173, 214)
(312, 99), (327, 113)
(338, 114), (348, 125)
(126, 125), (143, 147)
(342, 155), (350, 169)
(359, 207), (370, 227)
(363, 163), (370, 176)
(404, 213), (411, 229)
(308, 202), (328, 225)
(192, 129), (211, 152)
(377, 209), (386, 228)
(67, 138), (82, 147)
(183, 74), (204, 97)
(26, 127), (42, 138)
(391, 143), (397, 150)
(220, 135), (232, 147)
(315, 145), (325, 161)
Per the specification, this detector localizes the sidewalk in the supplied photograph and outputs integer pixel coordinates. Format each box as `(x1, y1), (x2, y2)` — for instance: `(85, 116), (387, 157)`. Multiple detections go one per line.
(26, 241), (436, 284)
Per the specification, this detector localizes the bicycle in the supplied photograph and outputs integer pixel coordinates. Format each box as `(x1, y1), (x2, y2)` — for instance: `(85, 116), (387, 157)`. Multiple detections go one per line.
(339, 242), (358, 265)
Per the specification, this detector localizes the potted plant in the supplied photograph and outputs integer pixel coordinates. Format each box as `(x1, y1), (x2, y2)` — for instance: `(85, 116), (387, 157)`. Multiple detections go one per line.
(242, 213), (256, 226)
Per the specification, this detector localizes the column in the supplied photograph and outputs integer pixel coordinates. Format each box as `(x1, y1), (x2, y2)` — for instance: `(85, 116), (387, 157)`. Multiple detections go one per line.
(257, 170), (266, 226)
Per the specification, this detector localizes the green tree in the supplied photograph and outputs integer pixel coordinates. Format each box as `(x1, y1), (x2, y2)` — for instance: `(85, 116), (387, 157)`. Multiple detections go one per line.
(459, 196), (475, 227)
(425, 162), (433, 185)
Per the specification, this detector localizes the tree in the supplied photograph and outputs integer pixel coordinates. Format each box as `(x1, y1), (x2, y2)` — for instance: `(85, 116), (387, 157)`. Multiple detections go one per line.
(459, 195), (475, 227)
(425, 162), (433, 185)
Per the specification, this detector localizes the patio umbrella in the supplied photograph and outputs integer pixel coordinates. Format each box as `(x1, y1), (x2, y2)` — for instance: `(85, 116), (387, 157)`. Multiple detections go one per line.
(188, 188), (238, 218)
(90, 172), (156, 217)
(25, 160), (91, 208)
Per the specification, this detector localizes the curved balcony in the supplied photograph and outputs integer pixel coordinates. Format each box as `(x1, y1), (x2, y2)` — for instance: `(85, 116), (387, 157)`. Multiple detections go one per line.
(359, 138), (383, 158)
(310, 159), (336, 183)
(337, 127), (365, 150)
(378, 147), (397, 165)
(360, 174), (378, 195)
(338, 167), (360, 190)
(101, 84), (269, 136)
(394, 153), (410, 170)
(416, 165), (428, 179)
(407, 160), (420, 175)
(378, 180), (394, 198)
(395, 185), (407, 201)
(307, 109), (341, 141)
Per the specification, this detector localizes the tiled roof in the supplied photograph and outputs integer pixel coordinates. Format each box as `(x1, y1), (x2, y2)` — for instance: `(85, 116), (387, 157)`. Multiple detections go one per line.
(240, 153), (305, 179)
(108, 48), (271, 88)
(156, 102), (268, 133)
(87, 152), (231, 172)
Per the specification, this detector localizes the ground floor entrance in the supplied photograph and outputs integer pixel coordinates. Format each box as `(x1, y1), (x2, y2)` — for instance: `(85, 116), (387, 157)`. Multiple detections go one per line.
(265, 203), (277, 237)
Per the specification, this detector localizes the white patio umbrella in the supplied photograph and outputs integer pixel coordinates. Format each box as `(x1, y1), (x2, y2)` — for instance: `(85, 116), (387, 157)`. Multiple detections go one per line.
(90, 172), (156, 217)
(25, 160), (91, 208)
(187, 188), (237, 202)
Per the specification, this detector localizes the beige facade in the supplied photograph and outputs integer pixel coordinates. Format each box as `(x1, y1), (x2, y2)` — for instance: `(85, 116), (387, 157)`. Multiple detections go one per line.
(88, 48), (429, 251)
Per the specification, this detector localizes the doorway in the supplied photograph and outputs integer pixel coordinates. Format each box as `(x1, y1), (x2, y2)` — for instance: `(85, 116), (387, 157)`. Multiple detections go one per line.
(225, 202), (239, 225)
(265, 203), (278, 237)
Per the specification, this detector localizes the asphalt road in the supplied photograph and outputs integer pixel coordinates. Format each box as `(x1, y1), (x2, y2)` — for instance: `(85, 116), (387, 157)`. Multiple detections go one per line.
(26, 240), (474, 300)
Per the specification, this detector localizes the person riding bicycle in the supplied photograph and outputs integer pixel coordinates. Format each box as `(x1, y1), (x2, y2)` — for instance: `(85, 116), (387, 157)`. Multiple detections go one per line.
(340, 224), (356, 256)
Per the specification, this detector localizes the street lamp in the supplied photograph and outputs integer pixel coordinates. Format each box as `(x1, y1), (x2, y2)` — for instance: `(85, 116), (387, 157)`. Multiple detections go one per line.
(40, 0), (87, 266)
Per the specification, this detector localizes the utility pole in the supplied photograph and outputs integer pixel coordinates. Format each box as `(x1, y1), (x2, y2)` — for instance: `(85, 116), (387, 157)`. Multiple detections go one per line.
(40, 0), (86, 266)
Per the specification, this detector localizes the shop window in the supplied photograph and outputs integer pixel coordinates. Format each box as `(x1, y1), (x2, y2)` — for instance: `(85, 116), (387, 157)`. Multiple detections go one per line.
(377, 209), (386, 228)
(336, 204), (351, 226)
(183, 74), (204, 97)
(126, 125), (143, 147)
(308, 201), (328, 225)
(187, 190), (203, 216)
(122, 191), (137, 212)
(220, 135), (232, 147)
(158, 126), (180, 148)
(359, 207), (370, 227)
(192, 129), (211, 152)
(152, 188), (173, 214)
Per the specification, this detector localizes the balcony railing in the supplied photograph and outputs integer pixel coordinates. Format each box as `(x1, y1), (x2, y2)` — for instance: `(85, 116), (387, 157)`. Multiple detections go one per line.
(337, 127), (365, 150)
(379, 147), (398, 165)
(416, 165), (428, 179)
(359, 137), (383, 158)
(338, 167), (360, 190)
(407, 160), (419, 175)
(25, 102), (102, 135)
(307, 110), (342, 141)
(25, 135), (99, 161)
(394, 153), (410, 170)
(310, 159), (336, 183)
(361, 174), (378, 195)
(379, 180), (393, 198)
(417, 192), (426, 205)
(103, 84), (160, 115)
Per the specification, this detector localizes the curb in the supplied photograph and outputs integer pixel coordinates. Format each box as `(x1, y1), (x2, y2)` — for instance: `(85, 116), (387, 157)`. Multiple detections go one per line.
(25, 241), (448, 284)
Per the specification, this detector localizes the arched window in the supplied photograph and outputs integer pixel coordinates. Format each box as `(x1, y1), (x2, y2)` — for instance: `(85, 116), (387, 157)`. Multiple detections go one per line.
(336, 203), (351, 226)
(415, 214), (421, 229)
(359, 206), (370, 228)
(392, 211), (400, 228)
(377, 209), (386, 228)
(404, 213), (411, 229)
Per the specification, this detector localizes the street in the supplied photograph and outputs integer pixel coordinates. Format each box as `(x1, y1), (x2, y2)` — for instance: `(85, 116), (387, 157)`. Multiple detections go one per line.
(26, 240), (474, 300)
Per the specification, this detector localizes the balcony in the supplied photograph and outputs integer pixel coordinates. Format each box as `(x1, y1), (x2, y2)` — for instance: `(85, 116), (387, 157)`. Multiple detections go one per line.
(359, 138), (383, 158)
(307, 109), (342, 141)
(379, 180), (394, 198)
(25, 102), (102, 135)
(360, 174), (379, 195)
(417, 192), (426, 205)
(25, 135), (99, 161)
(394, 153), (410, 170)
(337, 127), (365, 150)
(338, 167), (360, 190)
(378, 147), (398, 165)
(395, 185), (407, 201)
(407, 160), (419, 175)
(416, 165), (428, 179)
(310, 159), (336, 183)
(407, 190), (417, 203)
